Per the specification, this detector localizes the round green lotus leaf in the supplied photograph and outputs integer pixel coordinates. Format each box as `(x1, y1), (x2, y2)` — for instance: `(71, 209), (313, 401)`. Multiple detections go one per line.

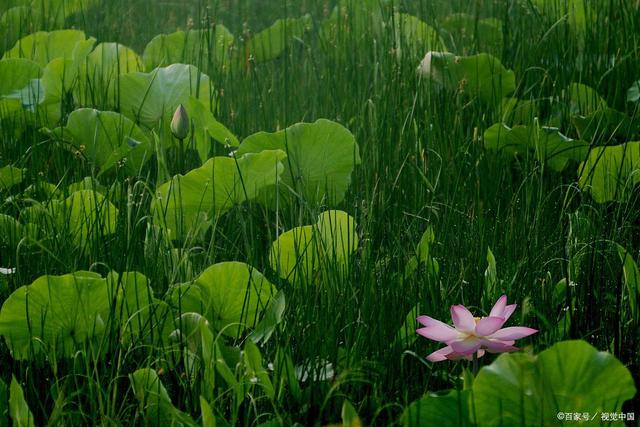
(236, 119), (361, 207)
(2, 29), (90, 66)
(52, 108), (153, 176)
(269, 225), (316, 282)
(118, 63), (213, 132)
(316, 210), (359, 266)
(393, 13), (444, 60)
(0, 214), (21, 247)
(52, 190), (119, 248)
(472, 340), (636, 426)
(0, 165), (24, 190)
(189, 262), (276, 337)
(143, 26), (234, 72)
(440, 13), (503, 57)
(420, 52), (515, 106)
(152, 149), (286, 241)
(578, 141), (640, 203)
(0, 271), (109, 360)
(566, 83), (607, 116)
(247, 16), (311, 63)
(484, 123), (590, 171)
(0, 58), (41, 114)
(76, 42), (142, 107)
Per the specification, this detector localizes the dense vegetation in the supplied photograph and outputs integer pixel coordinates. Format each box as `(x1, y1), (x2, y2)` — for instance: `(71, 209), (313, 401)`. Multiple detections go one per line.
(0, 0), (638, 425)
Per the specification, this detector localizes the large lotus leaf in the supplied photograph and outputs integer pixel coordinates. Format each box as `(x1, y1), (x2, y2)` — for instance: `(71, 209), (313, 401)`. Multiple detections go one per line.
(0, 214), (21, 247)
(107, 271), (170, 345)
(484, 123), (590, 171)
(2, 29), (90, 65)
(131, 368), (197, 427)
(143, 26), (234, 72)
(52, 108), (153, 176)
(8, 51), (92, 125)
(269, 225), (316, 283)
(52, 190), (119, 247)
(0, 165), (24, 189)
(578, 141), (640, 203)
(567, 83), (607, 116)
(499, 97), (537, 125)
(0, 271), (109, 359)
(270, 210), (358, 284)
(8, 377), (34, 427)
(152, 149), (286, 240)
(440, 13), (503, 56)
(118, 63), (213, 132)
(0, 6), (30, 53)
(76, 42), (142, 106)
(572, 107), (639, 143)
(175, 262), (276, 337)
(402, 390), (470, 427)
(247, 15), (311, 63)
(236, 119), (360, 206)
(420, 52), (515, 106)
(473, 340), (636, 426)
(185, 96), (239, 163)
(393, 13), (444, 60)
(0, 58), (41, 114)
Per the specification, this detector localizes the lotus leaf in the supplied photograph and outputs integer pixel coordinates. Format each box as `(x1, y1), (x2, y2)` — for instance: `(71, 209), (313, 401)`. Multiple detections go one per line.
(9, 377), (34, 427)
(0, 214), (22, 247)
(441, 13), (503, 56)
(572, 107), (639, 143)
(270, 210), (358, 284)
(52, 190), (118, 247)
(172, 262), (276, 337)
(131, 368), (197, 426)
(628, 80), (639, 104)
(143, 26), (234, 72)
(0, 271), (109, 359)
(0, 165), (23, 189)
(393, 13), (444, 60)
(0, 58), (41, 114)
(401, 390), (470, 427)
(236, 119), (360, 206)
(185, 96), (238, 163)
(484, 123), (590, 171)
(76, 42), (142, 107)
(567, 83), (607, 116)
(118, 63), (213, 132)
(52, 108), (153, 176)
(152, 149), (286, 240)
(472, 340), (636, 426)
(420, 52), (515, 106)
(2, 29), (91, 65)
(578, 140), (640, 202)
(247, 16), (311, 63)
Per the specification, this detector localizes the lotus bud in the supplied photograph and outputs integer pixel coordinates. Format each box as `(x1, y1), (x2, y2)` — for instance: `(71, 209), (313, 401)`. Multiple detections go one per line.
(417, 52), (433, 77)
(171, 104), (189, 140)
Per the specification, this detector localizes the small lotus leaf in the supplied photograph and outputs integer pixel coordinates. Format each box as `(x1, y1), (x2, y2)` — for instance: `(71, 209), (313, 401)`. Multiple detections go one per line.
(52, 108), (153, 176)
(143, 26), (234, 72)
(237, 119), (360, 206)
(578, 140), (640, 202)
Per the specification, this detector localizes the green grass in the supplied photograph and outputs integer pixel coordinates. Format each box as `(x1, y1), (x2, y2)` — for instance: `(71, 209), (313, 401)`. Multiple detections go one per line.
(0, 0), (639, 425)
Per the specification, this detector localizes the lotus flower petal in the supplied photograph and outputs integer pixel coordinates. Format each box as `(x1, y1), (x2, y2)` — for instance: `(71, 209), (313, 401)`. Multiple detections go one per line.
(451, 305), (475, 332)
(490, 327), (538, 341)
(475, 316), (506, 336)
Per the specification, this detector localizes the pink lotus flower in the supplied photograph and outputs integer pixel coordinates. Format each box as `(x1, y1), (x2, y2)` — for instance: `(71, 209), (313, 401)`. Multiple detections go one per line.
(417, 295), (537, 362)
